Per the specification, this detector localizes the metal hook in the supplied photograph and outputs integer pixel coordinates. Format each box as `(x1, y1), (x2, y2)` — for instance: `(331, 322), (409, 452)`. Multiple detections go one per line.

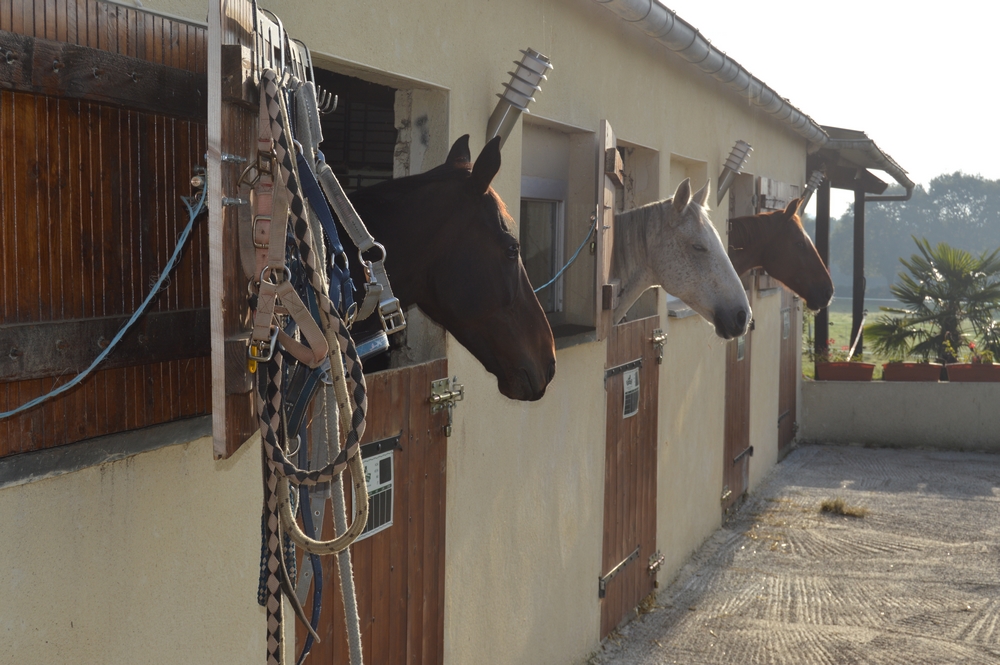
(3, 50), (16, 65)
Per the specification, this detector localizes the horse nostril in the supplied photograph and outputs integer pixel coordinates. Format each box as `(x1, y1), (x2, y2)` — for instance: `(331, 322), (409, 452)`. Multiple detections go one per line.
(736, 309), (747, 330)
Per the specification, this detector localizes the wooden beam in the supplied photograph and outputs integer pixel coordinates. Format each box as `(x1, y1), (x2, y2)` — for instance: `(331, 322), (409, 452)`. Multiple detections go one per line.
(0, 29), (206, 121)
(0, 309), (210, 381)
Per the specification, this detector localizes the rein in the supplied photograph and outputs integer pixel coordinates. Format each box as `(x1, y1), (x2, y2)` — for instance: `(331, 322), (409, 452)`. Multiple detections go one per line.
(246, 66), (404, 665)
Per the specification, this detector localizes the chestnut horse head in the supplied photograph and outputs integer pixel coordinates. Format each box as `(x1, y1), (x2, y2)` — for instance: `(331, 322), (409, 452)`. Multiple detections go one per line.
(349, 135), (556, 401)
(728, 198), (834, 311)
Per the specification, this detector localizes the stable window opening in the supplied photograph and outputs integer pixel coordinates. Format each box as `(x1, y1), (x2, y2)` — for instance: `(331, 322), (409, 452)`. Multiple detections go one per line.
(520, 120), (596, 340)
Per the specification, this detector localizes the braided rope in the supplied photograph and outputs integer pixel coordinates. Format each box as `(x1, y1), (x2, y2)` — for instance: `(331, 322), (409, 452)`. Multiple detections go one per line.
(257, 69), (370, 665)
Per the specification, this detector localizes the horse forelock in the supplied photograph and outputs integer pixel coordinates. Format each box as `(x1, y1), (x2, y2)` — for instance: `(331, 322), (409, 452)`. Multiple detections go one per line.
(486, 187), (517, 235)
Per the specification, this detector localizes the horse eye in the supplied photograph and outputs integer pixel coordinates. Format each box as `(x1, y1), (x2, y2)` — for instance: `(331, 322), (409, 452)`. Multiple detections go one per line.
(506, 243), (520, 260)
(692, 243), (708, 253)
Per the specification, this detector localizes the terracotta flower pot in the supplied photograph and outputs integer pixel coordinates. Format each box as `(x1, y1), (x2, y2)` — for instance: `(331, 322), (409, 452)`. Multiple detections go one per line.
(814, 362), (875, 381)
(944, 363), (1000, 382)
(881, 362), (944, 382)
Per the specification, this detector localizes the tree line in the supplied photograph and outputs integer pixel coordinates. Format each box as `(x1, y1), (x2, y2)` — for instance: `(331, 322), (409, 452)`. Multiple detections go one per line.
(802, 172), (1000, 297)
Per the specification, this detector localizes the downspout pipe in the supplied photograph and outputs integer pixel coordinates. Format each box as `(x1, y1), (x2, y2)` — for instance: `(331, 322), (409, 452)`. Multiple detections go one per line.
(591, 0), (829, 152)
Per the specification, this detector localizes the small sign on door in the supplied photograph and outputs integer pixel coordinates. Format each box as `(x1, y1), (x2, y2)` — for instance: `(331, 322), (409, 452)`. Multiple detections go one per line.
(622, 368), (640, 418)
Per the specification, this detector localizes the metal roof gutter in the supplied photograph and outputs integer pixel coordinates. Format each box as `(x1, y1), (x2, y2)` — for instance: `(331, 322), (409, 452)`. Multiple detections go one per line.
(591, 0), (829, 152)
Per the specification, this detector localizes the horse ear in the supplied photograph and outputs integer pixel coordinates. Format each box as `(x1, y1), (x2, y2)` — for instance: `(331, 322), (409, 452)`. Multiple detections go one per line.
(672, 178), (692, 214)
(785, 197), (802, 217)
(693, 180), (711, 208)
(445, 135), (472, 169)
(471, 136), (502, 195)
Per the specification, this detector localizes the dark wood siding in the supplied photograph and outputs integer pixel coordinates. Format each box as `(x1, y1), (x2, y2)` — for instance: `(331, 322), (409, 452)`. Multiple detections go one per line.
(722, 282), (753, 513)
(600, 316), (658, 638)
(298, 359), (448, 665)
(777, 287), (797, 454)
(0, 1), (210, 458)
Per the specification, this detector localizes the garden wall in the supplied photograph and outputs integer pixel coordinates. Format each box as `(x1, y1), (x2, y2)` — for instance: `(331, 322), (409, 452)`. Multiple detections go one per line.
(800, 381), (1000, 450)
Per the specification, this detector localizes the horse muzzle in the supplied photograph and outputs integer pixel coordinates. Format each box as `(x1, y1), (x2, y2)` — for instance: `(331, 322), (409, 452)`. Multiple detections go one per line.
(497, 355), (556, 401)
(805, 283), (835, 312)
(713, 306), (751, 340)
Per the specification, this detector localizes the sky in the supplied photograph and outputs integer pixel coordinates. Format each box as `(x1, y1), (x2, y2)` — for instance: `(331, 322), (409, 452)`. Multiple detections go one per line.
(664, 0), (1000, 219)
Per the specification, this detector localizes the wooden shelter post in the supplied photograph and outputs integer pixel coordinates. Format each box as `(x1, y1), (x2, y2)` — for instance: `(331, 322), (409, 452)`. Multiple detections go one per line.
(851, 187), (866, 357)
(813, 179), (831, 362)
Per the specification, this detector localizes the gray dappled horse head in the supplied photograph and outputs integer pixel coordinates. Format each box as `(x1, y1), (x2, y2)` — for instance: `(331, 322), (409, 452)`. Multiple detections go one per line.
(611, 178), (751, 339)
(349, 135), (556, 401)
(728, 198), (834, 311)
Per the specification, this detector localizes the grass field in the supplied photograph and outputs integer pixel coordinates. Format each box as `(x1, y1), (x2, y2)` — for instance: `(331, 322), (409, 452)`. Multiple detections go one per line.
(801, 298), (897, 380)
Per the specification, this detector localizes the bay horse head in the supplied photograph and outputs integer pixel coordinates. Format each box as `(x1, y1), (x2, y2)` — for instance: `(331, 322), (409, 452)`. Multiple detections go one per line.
(728, 198), (834, 311)
(612, 179), (752, 339)
(349, 135), (556, 401)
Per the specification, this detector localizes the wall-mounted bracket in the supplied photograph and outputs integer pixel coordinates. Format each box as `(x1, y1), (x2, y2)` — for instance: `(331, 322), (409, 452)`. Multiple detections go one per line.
(429, 377), (464, 437)
(599, 545), (640, 598)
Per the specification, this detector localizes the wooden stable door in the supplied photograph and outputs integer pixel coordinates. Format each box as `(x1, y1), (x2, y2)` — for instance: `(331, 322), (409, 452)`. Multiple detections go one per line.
(600, 316), (659, 637)
(722, 281), (753, 513)
(777, 288), (798, 454)
(297, 358), (449, 665)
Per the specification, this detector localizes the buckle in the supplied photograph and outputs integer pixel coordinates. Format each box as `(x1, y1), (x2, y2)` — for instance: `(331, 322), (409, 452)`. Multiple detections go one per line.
(248, 325), (280, 369)
(252, 215), (271, 249)
(238, 150), (275, 188)
(378, 297), (406, 336)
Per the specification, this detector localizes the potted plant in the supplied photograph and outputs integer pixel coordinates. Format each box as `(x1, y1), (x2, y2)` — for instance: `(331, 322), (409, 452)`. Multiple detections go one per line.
(881, 358), (945, 382)
(865, 238), (1000, 380)
(944, 342), (1000, 382)
(814, 338), (875, 381)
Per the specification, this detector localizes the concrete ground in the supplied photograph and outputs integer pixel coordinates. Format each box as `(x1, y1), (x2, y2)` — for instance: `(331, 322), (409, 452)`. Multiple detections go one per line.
(589, 444), (1000, 665)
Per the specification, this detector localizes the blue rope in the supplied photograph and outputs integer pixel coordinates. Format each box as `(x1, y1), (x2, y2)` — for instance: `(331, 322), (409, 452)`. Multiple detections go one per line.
(533, 214), (597, 294)
(0, 185), (208, 421)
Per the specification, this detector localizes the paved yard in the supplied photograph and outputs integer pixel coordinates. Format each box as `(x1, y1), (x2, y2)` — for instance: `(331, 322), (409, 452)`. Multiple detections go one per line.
(589, 444), (1000, 665)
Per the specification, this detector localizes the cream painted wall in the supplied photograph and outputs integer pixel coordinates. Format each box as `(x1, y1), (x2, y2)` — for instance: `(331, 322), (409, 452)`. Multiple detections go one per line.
(800, 382), (1000, 450)
(655, 313), (728, 582)
(748, 289), (782, 491)
(446, 339), (606, 665)
(0, 436), (269, 665)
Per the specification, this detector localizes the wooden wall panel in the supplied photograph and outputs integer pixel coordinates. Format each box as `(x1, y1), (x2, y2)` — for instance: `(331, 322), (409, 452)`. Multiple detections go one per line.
(600, 316), (658, 638)
(722, 285), (753, 513)
(0, 1), (210, 457)
(296, 359), (448, 665)
(777, 288), (797, 454)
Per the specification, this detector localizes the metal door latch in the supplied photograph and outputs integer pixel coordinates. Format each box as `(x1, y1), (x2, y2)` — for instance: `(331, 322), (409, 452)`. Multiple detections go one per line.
(429, 377), (464, 437)
(651, 328), (668, 364)
(648, 550), (664, 575)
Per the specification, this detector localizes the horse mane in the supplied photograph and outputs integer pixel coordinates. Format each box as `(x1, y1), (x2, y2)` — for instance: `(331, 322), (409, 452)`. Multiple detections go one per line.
(728, 206), (800, 251)
(349, 162), (514, 235)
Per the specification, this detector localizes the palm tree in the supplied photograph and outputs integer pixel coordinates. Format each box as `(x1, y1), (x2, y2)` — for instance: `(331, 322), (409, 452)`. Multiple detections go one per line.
(864, 237), (1000, 362)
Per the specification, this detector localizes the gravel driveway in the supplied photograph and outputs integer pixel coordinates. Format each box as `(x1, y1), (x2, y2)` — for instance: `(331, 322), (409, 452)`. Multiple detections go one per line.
(589, 444), (1000, 665)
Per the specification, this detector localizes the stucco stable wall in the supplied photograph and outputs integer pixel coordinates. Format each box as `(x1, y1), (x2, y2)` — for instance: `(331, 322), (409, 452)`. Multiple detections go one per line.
(656, 313), (727, 581)
(447, 339), (607, 665)
(129, 0), (809, 663)
(800, 381), (1000, 450)
(0, 435), (267, 665)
